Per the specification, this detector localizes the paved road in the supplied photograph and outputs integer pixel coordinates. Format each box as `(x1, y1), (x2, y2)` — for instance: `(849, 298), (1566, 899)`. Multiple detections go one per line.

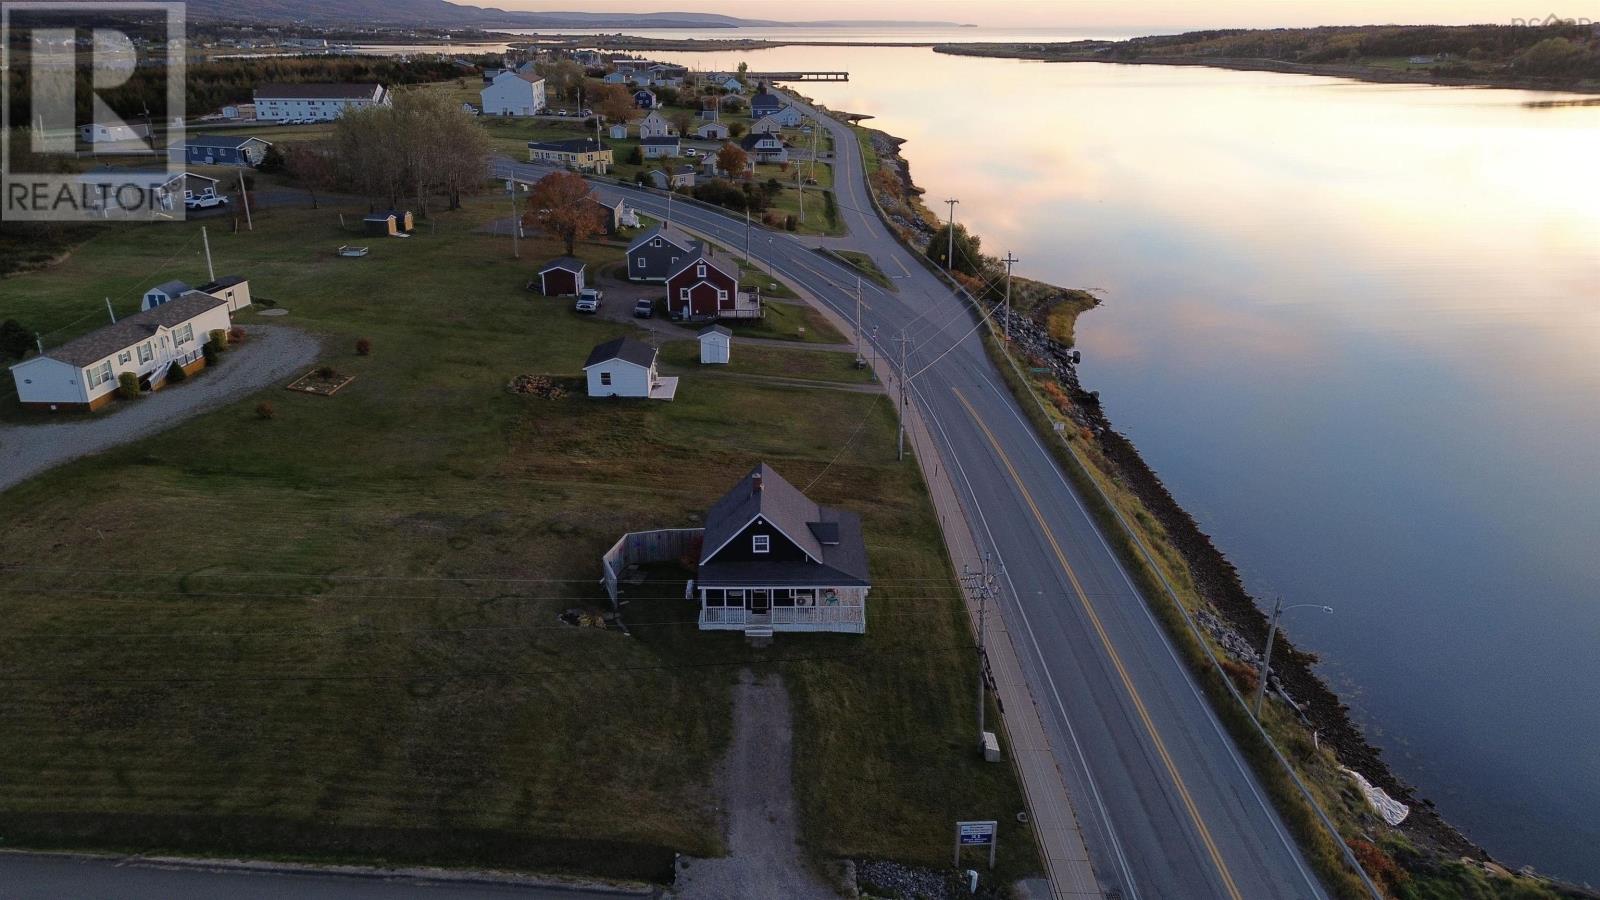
(496, 94), (1331, 900)
(0, 853), (650, 900)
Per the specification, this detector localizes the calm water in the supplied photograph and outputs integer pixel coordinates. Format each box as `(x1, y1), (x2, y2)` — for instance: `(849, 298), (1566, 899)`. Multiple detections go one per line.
(657, 45), (1600, 883)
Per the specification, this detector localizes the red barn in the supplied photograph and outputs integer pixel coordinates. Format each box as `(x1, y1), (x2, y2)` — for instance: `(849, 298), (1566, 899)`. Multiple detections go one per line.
(666, 255), (738, 319)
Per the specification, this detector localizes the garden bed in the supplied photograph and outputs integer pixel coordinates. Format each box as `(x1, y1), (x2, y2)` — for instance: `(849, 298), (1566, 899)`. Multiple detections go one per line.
(286, 367), (355, 396)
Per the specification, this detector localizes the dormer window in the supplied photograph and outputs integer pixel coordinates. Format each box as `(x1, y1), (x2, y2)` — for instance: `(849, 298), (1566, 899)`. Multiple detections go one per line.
(752, 534), (770, 554)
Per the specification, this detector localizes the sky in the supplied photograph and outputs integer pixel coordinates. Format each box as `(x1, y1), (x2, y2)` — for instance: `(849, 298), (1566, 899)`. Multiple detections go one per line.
(485, 1), (1574, 30)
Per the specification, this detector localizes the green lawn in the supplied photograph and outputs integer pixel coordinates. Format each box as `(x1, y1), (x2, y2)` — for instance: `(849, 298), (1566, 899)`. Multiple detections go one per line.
(0, 194), (1035, 881)
(831, 250), (896, 292)
(727, 298), (846, 345)
(656, 339), (871, 384)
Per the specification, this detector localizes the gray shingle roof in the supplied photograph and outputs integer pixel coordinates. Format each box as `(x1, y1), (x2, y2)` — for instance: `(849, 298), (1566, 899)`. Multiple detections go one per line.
(150, 279), (191, 297)
(527, 137), (606, 153)
(185, 133), (270, 150)
(196, 275), (245, 293)
(627, 225), (695, 255)
(253, 82), (382, 100)
(697, 464), (870, 587)
(698, 325), (732, 337)
(584, 337), (656, 370)
(44, 291), (226, 367)
(539, 256), (586, 273)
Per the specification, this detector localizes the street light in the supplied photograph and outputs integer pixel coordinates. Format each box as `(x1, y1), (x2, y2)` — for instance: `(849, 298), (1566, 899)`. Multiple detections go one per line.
(1253, 598), (1334, 718)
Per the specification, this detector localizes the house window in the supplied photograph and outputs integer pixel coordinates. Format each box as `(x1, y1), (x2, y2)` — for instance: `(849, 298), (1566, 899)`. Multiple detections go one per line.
(600, 371), (612, 386)
(726, 589), (747, 608)
(86, 361), (113, 387)
(651, 238), (662, 247)
(680, 288), (690, 301)
(174, 323), (194, 345)
(696, 263), (706, 278)
(704, 588), (725, 607)
(117, 350), (132, 365)
(716, 289), (728, 301)
(137, 342), (153, 363)
(752, 534), (770, 554)
(774, 590), (796, 608)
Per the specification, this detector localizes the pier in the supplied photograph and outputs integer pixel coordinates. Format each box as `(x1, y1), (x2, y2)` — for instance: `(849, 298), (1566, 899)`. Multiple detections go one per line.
(746, 71), (849, 82)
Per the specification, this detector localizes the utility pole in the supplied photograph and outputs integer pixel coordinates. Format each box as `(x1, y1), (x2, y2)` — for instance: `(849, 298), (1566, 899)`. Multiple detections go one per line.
(744, 206), (751, 263)
(1254, 598), (1334, 717)
(795, 164), (804, 223)
(666, 183), (672, 225)
(508, 179), (520, 259)
(105, 297), (116, 324)
(943, 198), (959, 273)
(854, 276), (864, 366)
(1001, 252), (1019, 340)
(201, 226), (215, 282)
(894, 333), (911, 461)
(963, 554), (997, 742)
(237, 171), (253, 232)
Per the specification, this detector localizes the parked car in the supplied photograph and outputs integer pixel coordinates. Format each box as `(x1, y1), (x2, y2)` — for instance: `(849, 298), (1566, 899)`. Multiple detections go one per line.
(575, 288), (603, 313)
(633, 299), (654, 318)
(684, 147), (698, 157)
(185, 193), (229, 210)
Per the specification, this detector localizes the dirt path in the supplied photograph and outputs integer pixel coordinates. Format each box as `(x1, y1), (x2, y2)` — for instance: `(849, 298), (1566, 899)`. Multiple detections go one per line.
(670, 670), (839, 900)
(0, 324), (320, 493)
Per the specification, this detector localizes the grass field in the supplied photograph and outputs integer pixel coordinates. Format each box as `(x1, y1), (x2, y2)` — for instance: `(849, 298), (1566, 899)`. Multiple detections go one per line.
(830, 250), (896, 292)
(0, 194), (1036, 883)
(656, 339), (871, 384)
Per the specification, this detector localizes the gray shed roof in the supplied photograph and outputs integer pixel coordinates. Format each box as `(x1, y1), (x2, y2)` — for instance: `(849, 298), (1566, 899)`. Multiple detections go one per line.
(149, 279), (191, 297)
(698, 325), (732, 338)
(697, 463), (870, 587)
(44, 291), (226, 367)
(197, 275), (246, 293)
(583, 337), (657, 370)
(539, 256), (586, 273)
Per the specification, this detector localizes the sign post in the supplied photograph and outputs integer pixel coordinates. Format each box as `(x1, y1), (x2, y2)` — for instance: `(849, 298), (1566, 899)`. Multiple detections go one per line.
(954, 820), (998, 869)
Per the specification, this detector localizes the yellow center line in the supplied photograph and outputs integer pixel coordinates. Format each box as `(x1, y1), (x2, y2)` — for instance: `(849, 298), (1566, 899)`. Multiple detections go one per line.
(952, 387), (1245, 900)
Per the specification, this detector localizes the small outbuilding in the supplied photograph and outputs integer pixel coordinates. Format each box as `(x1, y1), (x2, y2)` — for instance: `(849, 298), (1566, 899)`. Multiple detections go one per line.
(584, 337), (678, 400)
(698, 325), (731, 365)
(609, 122), (628, 139)
(363, 212), (398, 236)
(537, 257), (587, 296)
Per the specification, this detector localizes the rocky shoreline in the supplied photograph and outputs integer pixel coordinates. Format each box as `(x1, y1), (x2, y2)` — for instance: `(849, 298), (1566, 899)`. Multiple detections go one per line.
(846, 122), (1600, 897)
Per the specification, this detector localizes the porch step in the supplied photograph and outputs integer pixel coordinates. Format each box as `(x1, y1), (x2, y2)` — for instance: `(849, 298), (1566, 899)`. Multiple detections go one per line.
(744, 626), (774, 647)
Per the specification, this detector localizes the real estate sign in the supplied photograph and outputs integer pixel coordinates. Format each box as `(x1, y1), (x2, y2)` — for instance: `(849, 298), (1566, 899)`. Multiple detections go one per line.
(954, 819), (998, 868)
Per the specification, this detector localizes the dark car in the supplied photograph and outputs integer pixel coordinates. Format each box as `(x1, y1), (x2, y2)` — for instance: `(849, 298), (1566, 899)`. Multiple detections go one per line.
(633, 299), (655, 318)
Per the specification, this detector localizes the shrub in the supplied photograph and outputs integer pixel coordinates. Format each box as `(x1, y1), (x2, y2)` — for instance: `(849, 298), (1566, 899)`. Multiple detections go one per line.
(209, 328), (229, 349)
(255, 401), (275, 420)
(202, 342), (218, 365)
(627, 145), (643, 165)
(784, 214), (797, 232)
(355, 337), (371, 356)
(316, 365), (338, 380)
(0, 318), (33, 362)
(166, 361), (187, 382)
(117, 371), (141, 399)
(227, 326), (246, 344)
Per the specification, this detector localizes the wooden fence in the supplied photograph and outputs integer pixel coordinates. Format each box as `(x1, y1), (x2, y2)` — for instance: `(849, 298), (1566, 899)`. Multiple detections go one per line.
(600, 528), (704, 605)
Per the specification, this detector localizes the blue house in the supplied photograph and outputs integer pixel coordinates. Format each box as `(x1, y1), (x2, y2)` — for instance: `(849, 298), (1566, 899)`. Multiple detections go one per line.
(750, 89), (783, 118)
(633, 89), (658, 109)
(182, 134), (272, 167)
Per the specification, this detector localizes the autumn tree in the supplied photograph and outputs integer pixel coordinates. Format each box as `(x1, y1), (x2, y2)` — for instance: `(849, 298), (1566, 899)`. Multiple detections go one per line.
(594, 83), (636, 124)
(716, 141), (749, 178)
(536, 59), (586, 102)
(521, 170), (601, 255)
(331, 89), (490, 213)
(283, 142), (335, 209)
(669, 109), (695, 137)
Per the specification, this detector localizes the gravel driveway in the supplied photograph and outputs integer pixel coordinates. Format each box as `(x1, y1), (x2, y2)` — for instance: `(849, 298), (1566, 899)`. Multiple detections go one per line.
(0, 324), (320, 493)
(670, 670), (839, 900)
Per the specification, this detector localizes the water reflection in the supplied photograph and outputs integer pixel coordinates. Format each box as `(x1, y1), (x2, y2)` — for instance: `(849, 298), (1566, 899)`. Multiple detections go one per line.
(656, 45), (1600, 882)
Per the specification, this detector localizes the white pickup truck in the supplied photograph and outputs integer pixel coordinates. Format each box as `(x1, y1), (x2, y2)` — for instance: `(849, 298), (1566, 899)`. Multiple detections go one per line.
(574, 288), (603, 313)
(185, 192), (229, 210)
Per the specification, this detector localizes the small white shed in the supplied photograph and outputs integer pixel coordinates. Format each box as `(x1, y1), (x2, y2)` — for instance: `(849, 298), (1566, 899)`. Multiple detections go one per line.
(698, 325), (731, 365)
(609, 123), (628, 139)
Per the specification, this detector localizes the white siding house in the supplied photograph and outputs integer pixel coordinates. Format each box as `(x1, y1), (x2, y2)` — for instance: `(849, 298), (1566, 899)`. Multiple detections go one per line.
(481, 71), (547, 116)
(252, 83), (389, 121)
(9, 292), (231, 411)
(637, 110), (676, 138)
(583, 337), (677, 400)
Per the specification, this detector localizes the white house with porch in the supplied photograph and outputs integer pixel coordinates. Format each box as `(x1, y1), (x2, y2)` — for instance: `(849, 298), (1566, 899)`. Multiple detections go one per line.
(691, 464), (870, 637)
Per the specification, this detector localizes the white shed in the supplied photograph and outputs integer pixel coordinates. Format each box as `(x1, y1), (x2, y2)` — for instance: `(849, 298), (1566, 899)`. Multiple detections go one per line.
(609, 123), (628, 139)
(583, 337), (678, 400)
(698, 325), (731, 365)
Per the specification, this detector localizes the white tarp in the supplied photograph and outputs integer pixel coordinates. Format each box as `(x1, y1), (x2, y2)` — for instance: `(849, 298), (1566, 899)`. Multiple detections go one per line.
(1343, 767), (1409, 826)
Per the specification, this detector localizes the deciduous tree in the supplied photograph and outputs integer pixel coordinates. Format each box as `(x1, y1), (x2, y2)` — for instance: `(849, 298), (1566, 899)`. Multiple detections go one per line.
(522, 170), (601, 255)
(716, 141), (749, 178)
